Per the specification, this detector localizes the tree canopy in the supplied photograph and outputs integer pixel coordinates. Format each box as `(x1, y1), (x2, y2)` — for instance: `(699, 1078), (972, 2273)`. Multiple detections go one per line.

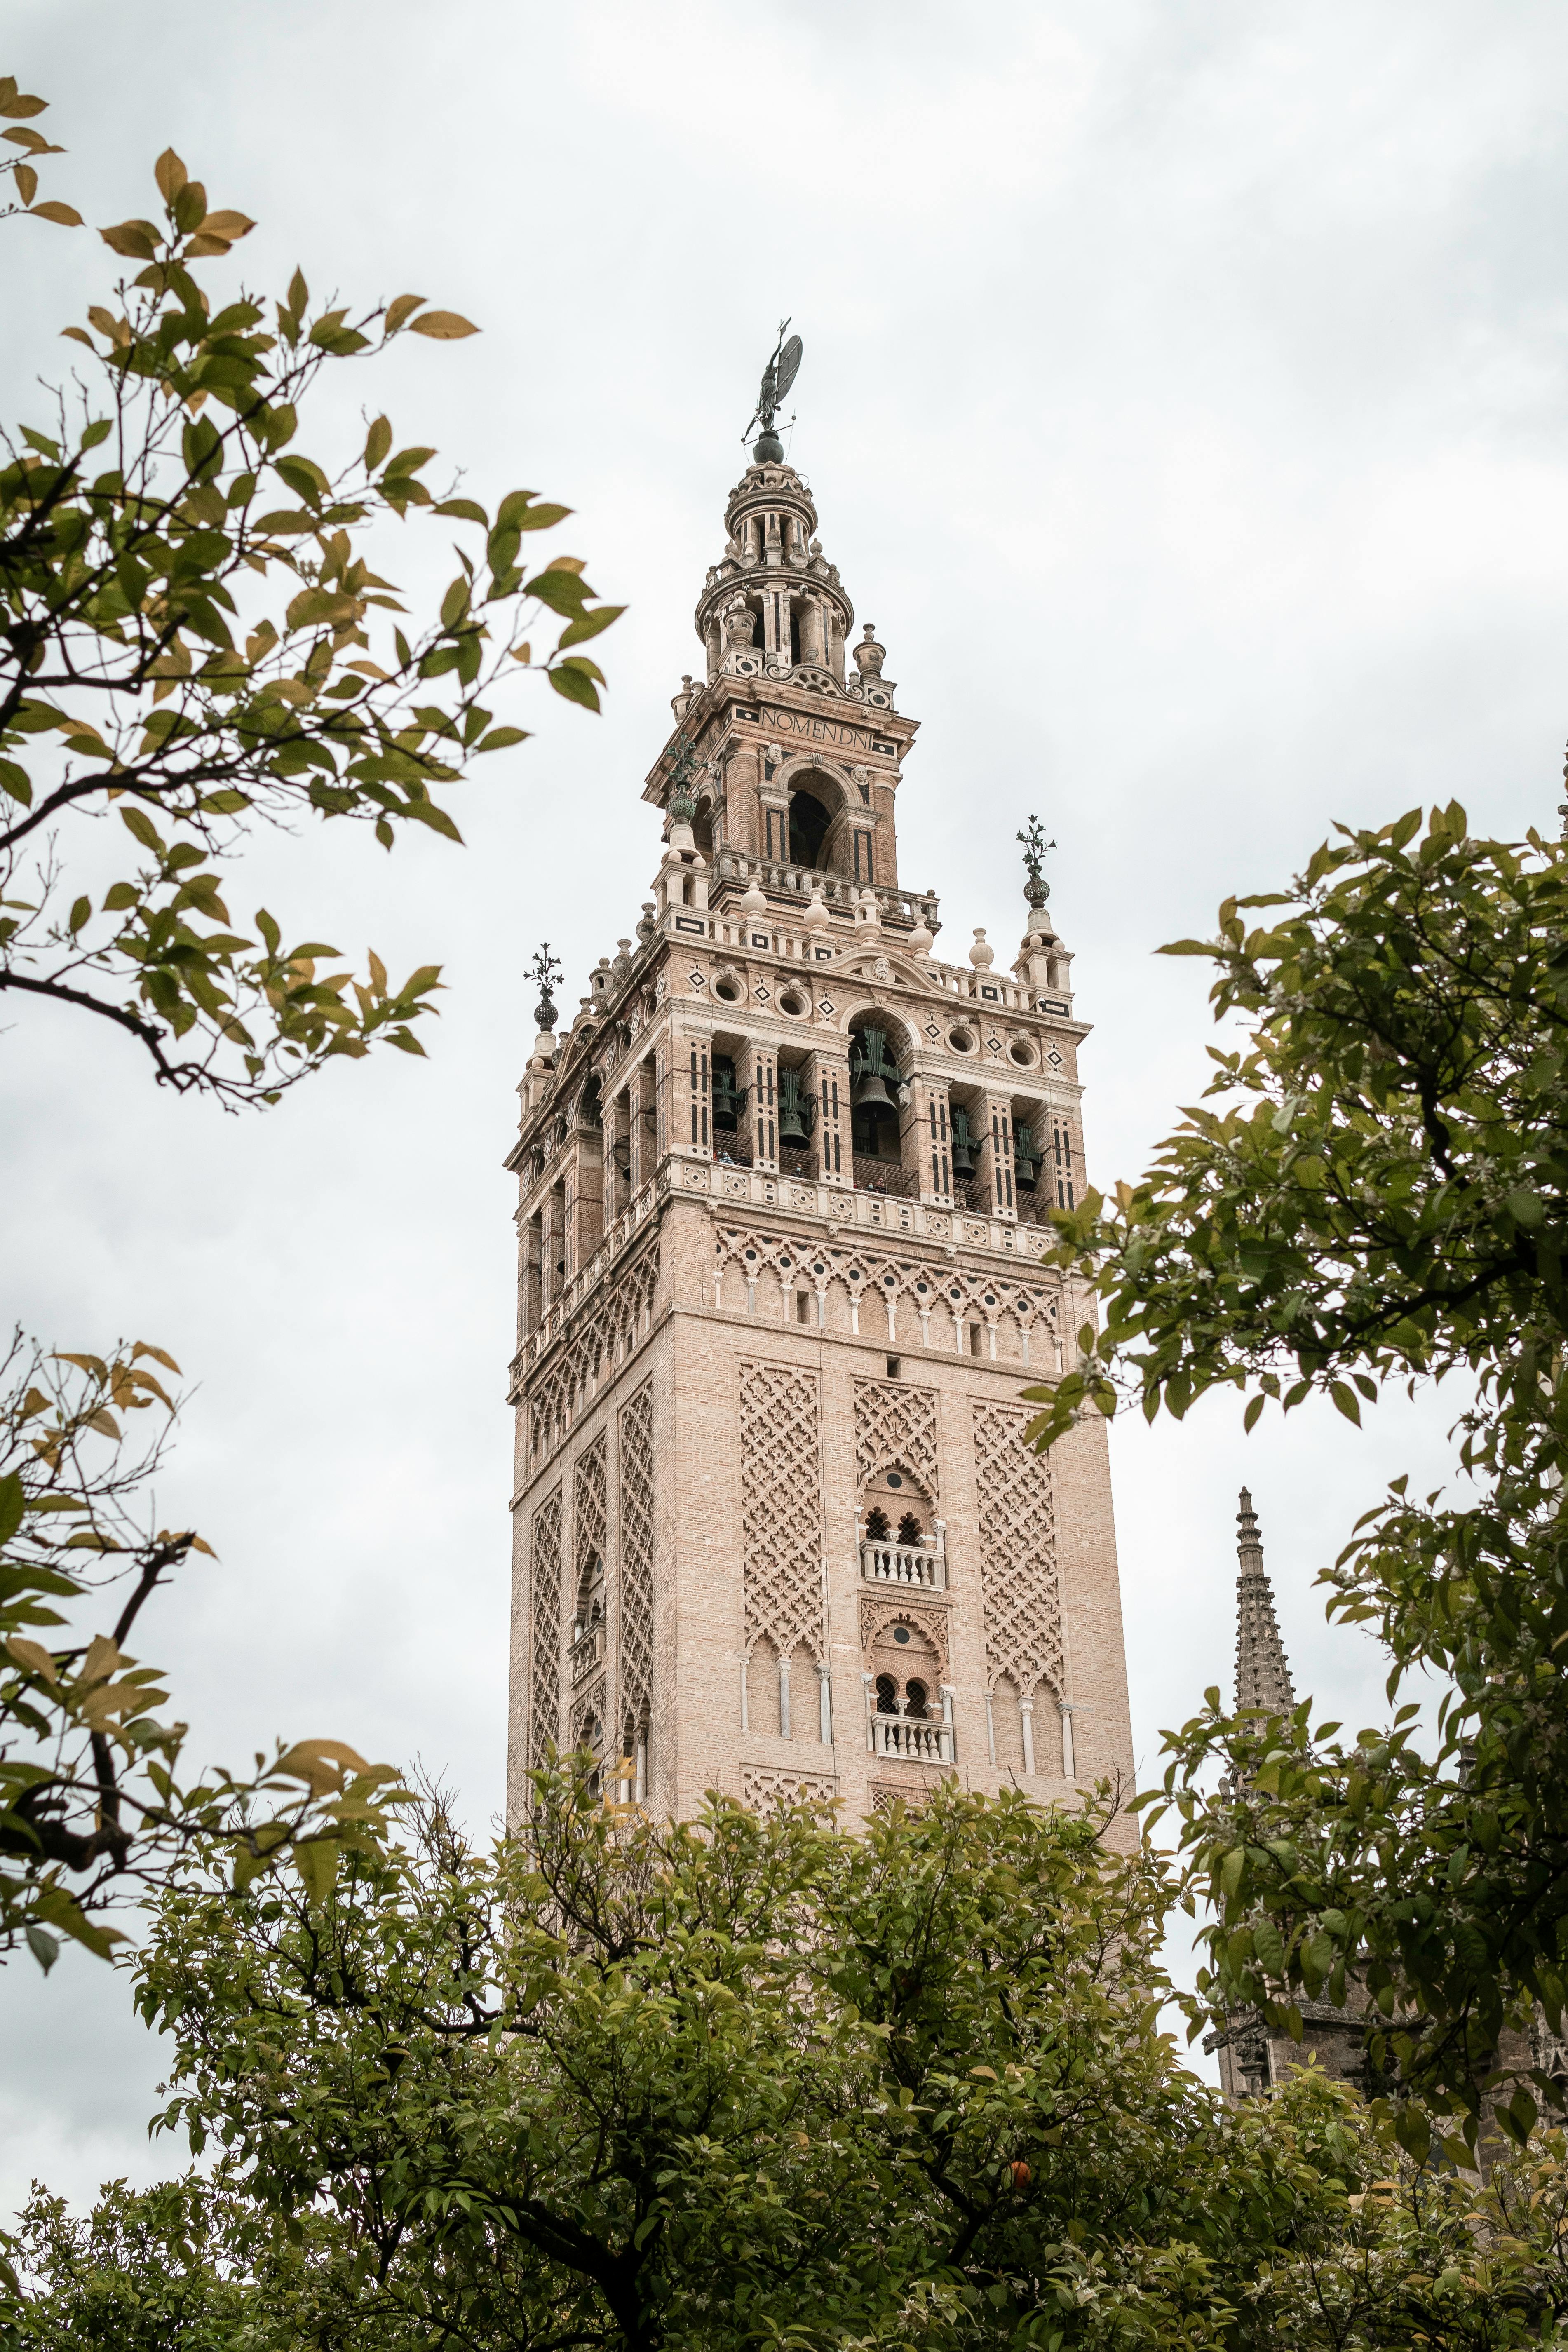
(1027, 805), (1568, 2152)
(12, 1771), (1568, 2352)
(0, 94), (619, 1969)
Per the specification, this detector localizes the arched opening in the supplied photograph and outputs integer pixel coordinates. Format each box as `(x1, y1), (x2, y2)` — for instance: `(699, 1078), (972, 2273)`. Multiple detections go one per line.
(692, 801), (714, 858)
(868, 1618), (941, 1725)
(862, 1464), (934, 1542)
(788, 787), (831, 869)
(848, 1013), (910, 1187)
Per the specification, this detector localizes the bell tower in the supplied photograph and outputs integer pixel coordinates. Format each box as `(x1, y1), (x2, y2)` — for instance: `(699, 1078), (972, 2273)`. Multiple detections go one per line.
(505, 375), (1133, 1822)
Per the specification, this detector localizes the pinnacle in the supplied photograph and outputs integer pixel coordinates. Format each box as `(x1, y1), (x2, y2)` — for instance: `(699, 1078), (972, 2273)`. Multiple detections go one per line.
(1233, 1487), (1295, 1717)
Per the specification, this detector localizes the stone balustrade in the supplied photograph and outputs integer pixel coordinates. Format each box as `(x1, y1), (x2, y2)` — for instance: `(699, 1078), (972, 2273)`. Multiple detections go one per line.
(859, 1538), (946, 1591)
(869, 1715), (955, 1765)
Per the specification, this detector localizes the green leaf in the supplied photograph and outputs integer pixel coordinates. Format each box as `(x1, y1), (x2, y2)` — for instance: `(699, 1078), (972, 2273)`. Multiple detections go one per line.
(557, 603), (626, 648)
(25, 1925), (59, 1974)
(548, 661), (603, 713)
(120, 807), (166, 855)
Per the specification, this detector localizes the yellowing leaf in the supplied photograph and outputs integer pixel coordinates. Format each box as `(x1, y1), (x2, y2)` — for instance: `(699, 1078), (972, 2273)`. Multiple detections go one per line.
(409, 310), (479, 340)
(99, 218), (161, 260)
(196, 209), (255, 242)
(154, 147), (188, 203)
(33, 201), (83, 227)
(80, 1634), (120, 1685)
(383, 293), (426, 333)
(6, 1636), (58, 1681)
(272, 1737), (373, 1796)
(294, 1836), (340, 1906)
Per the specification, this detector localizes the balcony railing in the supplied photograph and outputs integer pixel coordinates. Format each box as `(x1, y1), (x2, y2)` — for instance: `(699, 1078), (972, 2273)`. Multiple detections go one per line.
(859, 1537), (946, 1591)
(869, 1715), (954, 1765)
(570, 1623), (605, 1687)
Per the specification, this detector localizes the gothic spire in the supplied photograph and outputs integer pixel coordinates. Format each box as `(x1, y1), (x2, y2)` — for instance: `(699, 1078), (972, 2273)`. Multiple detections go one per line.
(1233, 1487), (1296, 1715)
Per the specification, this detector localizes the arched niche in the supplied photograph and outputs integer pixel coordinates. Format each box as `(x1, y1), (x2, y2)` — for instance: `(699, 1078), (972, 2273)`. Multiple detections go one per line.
(777, 759), (857, 877)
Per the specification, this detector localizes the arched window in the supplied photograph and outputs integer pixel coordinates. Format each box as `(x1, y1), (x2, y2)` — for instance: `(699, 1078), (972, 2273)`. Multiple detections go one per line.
(897, 1511), (923, 1546)
(875, 1673), (898, 1714)
(787, 788), (832, 869)
(865, 1505), (891, 1541)
(905, 1679), (929, 1719)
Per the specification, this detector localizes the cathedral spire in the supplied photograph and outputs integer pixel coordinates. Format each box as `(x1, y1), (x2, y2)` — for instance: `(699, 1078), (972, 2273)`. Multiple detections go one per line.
(1233, 1487), (1295, 1715)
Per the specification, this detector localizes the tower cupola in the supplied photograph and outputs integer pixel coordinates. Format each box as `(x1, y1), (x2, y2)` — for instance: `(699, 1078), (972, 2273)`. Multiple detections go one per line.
(695, 462), (857, 695)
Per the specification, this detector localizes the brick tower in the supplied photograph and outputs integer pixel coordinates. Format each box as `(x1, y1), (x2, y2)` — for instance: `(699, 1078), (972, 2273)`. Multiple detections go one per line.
(504, 405), (1134, 1824)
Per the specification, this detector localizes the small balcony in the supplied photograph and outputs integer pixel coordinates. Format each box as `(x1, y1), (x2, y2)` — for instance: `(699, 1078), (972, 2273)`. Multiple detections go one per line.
(869, 1714), (955, 1765)
(570, 1623), (605, 1687)
(859, 1536), (947, 1591)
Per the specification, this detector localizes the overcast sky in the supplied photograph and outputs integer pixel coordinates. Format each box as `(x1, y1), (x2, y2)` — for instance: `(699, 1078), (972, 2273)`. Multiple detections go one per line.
(4, 0), (1567, 2218)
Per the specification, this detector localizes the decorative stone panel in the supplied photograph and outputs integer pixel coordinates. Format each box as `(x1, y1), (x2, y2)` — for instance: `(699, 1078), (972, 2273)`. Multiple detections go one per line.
(715, 1226), (1057, 1359)
(742, 1765), (838, 1810)
(858, 1593), (950, 1683)
(739, 1360), (824, 1667)
(972, 1403), (1062, 1701)
(852, 1377), (940, 1499)
(618, 1381), (656, 1742)
(528, 1487), (564, 1769)
(528, 1244), (659, 1461)
(574, 1432), (608, 1589)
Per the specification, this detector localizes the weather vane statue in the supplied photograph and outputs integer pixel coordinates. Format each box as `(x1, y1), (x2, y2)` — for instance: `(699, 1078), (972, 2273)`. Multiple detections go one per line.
(1017, 814), (1056, 908)
(530, 943), (562, 1033)
(742, 319), (803, 464)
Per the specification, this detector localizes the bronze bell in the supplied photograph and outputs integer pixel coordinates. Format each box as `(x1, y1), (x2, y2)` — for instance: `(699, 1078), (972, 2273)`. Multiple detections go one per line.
(711, 1056), (744, 1133)
(850, 1023), (897, 1111)
(951, 1106), (979, 1182)
(777, 1067), (811, 1148)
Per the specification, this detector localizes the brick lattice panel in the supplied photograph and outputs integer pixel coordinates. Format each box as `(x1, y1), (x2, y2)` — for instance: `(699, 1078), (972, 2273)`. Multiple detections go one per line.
(528, 1486), (564, 1767)
(852, 1376), (941, 1500)
(739, 1360), (824, 1668)
(972, 1403), (1062, 1700)
(618, 1381), (656, 1742)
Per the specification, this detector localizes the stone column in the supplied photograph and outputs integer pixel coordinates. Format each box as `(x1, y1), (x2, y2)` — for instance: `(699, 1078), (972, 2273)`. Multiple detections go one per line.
(741, 1040), (779, 1170)
(978, 1091), (1018, 1220)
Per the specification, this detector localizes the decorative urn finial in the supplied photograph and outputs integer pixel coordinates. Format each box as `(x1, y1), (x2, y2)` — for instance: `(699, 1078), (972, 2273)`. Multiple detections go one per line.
(1017, 813), (1056, 911)
(529, 943), (562, 1038)
(853, 623), (885, 679)
(664, 731), (701, 830)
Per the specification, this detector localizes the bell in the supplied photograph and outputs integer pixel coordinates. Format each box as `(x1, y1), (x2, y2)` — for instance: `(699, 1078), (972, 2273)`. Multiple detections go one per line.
(777, 1067), (811, 1149)
(711, 1056), (744, 1133)
(1014, 1121), (1041, 1192)
(951, 1107), (978, 1182)
(850, 1023), (897, 1111)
